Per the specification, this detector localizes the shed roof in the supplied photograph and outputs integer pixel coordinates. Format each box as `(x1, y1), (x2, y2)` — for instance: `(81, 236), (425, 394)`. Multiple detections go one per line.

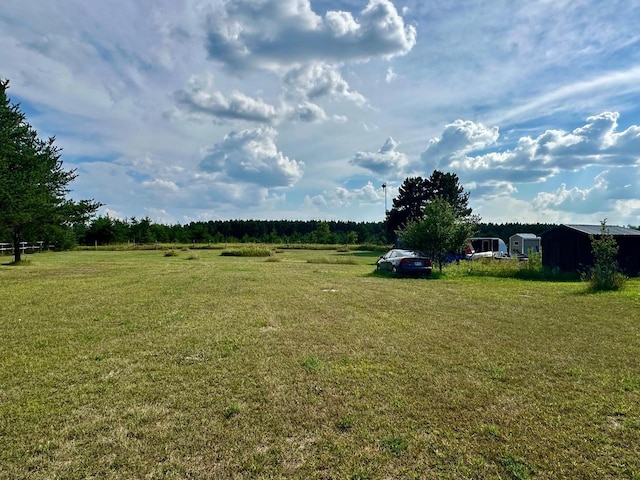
(511, 233), (540, 239)
(562, 224), (640, 236)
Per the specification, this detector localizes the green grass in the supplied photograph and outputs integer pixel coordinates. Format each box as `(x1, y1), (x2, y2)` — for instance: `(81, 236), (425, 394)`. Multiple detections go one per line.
(220, 245), (274, 257)
(1, 250), (639, 478)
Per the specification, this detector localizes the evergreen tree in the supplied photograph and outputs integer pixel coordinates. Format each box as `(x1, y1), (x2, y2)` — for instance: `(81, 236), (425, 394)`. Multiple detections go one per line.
(0, 79), (100, 262)
(385, 176), (429, 235)
(425, 170), (471, 217)
(586, 219), (626, 291)
(385, 170), (473, 240)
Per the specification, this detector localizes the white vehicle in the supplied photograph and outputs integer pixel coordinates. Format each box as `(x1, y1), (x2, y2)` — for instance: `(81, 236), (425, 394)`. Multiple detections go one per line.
(465, 237), (509, 260)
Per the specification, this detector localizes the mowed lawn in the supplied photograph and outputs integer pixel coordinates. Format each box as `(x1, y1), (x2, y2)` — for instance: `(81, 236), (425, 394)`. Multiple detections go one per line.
(1, 249), (639, 479)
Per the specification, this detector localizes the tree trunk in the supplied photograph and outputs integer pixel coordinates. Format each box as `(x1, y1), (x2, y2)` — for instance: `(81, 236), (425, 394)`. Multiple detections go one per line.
(12, 230), (21, 263)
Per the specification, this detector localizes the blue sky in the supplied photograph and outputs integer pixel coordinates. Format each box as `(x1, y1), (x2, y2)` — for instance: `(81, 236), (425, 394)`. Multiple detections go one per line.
(2, 0), (640, 226)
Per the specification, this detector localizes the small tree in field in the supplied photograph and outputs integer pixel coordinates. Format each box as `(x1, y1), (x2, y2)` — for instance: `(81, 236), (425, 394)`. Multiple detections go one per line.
(399, 197), (476, 272)
(586, 219), (626, 291)
(0, 79), (101, 262)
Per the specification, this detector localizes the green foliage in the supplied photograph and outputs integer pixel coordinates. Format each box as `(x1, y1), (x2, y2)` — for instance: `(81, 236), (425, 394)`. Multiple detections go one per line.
(501, 455), (534, 479)
(346, 230), (359, 244)
(335, 416), (353, 432)
(386, 176), (430, 233)
(385, 170), (472, 236)
(426, 170), (472, 217)
(313, 221), (333, 243)
(0, 79), (100, 261)
(70, 215), (565, 254)
(301, 355), (323, 371)
(223, 404), (241, 419)
(306, 255), (358, 265)
(453, 255), (577, 281)
(400, 197), (476, 272)
(220, 246), (273, 257)
(381, 437), (408, 456)
(44, 224), (77, 251)
(585, 220), (627, 291)
(74, 218), (388, 247)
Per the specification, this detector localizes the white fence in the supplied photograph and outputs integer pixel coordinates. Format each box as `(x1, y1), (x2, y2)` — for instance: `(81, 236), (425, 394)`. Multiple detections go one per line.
(0, 241), (45, 255)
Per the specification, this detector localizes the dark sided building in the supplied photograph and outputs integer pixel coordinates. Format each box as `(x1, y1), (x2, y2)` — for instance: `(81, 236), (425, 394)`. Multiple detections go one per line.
(541, 224), (640, 277)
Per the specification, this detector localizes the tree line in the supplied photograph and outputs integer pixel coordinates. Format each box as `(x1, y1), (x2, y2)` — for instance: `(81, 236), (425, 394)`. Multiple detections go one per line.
(3, 77), (637, 264)
(72, 217), (388, 246)
(2, 209), (567, 251)
(70, 216), (573, 247)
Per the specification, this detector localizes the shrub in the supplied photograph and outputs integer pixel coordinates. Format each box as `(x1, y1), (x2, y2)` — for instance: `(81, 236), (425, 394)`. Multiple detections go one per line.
(584, 220), (626, 291)
(164, 250), (178, 257)
(220, 246), (273, 257)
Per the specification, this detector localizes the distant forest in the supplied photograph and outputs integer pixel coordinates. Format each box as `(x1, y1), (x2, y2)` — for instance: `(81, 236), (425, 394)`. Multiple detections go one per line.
(5, 217), (638, 250)
(70, 216), (569, 247)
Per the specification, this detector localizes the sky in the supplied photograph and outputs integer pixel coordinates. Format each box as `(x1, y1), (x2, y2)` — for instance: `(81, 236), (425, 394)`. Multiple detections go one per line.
(2, 0), (640, 227)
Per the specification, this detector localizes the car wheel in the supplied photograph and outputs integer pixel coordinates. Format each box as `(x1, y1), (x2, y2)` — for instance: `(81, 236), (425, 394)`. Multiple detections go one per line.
(391, 265), (397, 273)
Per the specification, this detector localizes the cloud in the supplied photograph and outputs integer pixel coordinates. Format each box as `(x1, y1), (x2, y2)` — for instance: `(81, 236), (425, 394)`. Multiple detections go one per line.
(385, 67), (398, 83)
(285, 101), (329, 123)
(173, 71), (354, 125)
(199, 127), (304, 188)
(350, 137), (408, 176)
(304, 182), (385, 213)
(415, 113), (640, 223)
(420, 119), (500, 169)
(282, 63), (366, 106)
(532, 167), (640, 215)
(466, 181), (518, 200)
(496, 66), (640, 125)
(173, 74), (279, 123)
(141, 178), (180, 193)
(421, 113), (640, 187)
(305, 194), (328, 208)
(174, 89), (279, 123)
(203, 0), (416, 73)
(325, 181), (385, 207)
(532, 183), (602, 215)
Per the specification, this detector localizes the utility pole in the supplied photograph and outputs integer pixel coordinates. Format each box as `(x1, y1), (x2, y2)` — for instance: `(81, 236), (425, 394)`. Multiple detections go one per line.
(382, 183), (387, 214)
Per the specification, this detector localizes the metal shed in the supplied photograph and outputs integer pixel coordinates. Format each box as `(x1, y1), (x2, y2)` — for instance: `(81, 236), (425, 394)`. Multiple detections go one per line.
(509, 233), (541, 257)
(541, 224), (640, 276)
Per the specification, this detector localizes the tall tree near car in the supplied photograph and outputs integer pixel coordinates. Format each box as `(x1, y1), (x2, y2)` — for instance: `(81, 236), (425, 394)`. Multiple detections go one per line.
(385, 170), (473, 239)
(400, 197), (477, 272)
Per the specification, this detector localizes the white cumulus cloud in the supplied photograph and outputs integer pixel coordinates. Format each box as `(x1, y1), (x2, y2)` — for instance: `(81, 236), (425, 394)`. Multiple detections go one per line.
(351, 137), (408, 176)
(283, 63), (366, 106)
(174, 74), (279, 124)
(199, 127), (304, 188)
(203, 0), (416, 73)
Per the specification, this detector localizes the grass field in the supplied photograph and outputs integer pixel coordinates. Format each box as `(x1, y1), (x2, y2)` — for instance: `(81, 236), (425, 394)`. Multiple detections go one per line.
(1, 249), (639, 479)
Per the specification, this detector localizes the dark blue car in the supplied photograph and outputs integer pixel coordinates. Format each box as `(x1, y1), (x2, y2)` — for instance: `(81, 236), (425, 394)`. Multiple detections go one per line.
(376, 249), (432, 277)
